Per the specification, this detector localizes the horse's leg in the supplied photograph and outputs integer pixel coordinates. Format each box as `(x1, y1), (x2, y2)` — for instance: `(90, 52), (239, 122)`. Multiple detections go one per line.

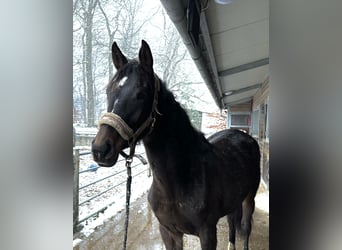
(199, 224), (217, 250)
(241, 193), (256, 250)
(227, 204), (242, 250)
(227, 215), (236, 250)
(159, 224), (183, 250)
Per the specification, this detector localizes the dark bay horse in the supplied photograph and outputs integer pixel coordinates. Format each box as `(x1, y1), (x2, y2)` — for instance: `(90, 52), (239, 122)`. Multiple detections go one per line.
(91, 40), (260, 250)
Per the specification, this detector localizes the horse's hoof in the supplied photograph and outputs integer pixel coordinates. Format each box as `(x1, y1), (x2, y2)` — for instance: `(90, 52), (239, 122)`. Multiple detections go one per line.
(228, 242), (236, 250)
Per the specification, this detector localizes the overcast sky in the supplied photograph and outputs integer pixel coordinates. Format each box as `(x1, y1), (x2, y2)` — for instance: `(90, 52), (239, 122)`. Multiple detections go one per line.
(137, 0), (219, 112)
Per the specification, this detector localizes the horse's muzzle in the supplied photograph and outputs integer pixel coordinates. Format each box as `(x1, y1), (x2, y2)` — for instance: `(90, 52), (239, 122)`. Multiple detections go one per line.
(92, 139), (118, 167)
(91, 125), (126, 167)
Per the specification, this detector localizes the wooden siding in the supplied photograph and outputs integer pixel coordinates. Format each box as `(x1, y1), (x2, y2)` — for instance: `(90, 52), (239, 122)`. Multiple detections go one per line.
(252, 76), (269, 190)
(229, 101), (252, 112)
(253, 76), (269, 110)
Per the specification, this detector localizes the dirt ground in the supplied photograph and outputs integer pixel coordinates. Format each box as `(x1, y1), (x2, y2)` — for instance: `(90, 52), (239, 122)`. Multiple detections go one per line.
(74, 185), (269, 250)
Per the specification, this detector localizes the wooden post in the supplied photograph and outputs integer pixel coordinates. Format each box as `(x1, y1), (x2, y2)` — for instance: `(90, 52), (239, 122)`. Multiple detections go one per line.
(73, 148), (80, 233)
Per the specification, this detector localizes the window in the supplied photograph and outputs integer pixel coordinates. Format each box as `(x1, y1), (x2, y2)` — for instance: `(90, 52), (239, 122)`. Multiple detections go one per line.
(251, 109), (260, 137)
(231, 114), (250, 126)
(228, 112), (251, 133)
(265, 98), (269, 141)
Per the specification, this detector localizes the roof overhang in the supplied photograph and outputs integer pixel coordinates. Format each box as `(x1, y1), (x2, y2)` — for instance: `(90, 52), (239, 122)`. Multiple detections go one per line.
(160, 0), (269, 110)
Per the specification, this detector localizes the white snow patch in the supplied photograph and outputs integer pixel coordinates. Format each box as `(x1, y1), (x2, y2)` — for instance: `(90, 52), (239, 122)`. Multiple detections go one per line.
(77, 144), (152, 237)
(74, 126), (98, 135)
(73, 238), (82, 247)
(255, 190), (269, 213)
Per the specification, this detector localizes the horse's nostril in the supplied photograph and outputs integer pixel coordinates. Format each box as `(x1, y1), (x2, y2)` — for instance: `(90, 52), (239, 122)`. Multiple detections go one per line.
(92, 140), (113, 161)
(104, 141), (113, 160)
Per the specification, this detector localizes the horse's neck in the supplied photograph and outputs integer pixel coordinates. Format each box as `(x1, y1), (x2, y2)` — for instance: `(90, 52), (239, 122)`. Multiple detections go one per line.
(143, 87), (203, 177)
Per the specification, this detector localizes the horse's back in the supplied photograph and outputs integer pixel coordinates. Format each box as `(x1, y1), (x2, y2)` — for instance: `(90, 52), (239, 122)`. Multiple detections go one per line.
(208, 129), (260, 195)
(209, 128), (258, 151)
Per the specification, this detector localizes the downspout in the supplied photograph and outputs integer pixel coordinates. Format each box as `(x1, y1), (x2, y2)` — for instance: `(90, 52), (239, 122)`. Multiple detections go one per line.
(159, 0), (224, 109)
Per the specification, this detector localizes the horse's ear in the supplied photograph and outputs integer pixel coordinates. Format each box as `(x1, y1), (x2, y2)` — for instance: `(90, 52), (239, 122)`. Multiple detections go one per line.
(139, 40), (153, 72)
(112, 42), (128, 70)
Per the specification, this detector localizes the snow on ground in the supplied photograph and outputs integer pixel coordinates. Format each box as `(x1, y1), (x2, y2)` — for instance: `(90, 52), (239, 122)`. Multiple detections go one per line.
(255, 186), (269, 213)
(77, 144), (152, 237)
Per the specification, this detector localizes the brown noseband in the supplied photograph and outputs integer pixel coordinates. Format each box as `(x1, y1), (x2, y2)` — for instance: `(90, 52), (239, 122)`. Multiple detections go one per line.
(98, 75), (161, 157)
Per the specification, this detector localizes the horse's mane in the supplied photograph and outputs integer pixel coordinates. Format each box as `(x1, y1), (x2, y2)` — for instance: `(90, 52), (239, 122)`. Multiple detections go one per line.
(153, 75), (210, 151)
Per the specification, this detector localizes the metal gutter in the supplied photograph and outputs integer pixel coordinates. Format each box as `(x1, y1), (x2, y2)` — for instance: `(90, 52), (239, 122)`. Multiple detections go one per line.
(159, 0), (223, 108)
(200, 12), (224, 107)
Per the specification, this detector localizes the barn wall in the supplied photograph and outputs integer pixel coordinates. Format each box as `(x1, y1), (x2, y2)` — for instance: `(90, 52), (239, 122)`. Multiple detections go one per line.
(229, 102), (252, 112)
(253, 77), (269, 111)
(252, 76), (269, 189)
(201, 111), (227, 136)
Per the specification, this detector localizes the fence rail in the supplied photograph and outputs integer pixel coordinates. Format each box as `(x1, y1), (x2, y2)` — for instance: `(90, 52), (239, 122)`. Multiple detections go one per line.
(73, 147), (150, 233)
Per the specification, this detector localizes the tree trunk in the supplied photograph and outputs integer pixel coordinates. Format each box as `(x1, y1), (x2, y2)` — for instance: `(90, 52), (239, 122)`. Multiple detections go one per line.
(85, 2), (95, 127)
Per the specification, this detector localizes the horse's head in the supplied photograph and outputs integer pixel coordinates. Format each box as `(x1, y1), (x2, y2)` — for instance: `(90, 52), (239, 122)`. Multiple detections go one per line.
(92, 40), (159, 167)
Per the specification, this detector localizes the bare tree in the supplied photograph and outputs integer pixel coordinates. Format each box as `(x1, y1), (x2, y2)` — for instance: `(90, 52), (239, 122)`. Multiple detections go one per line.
(97, 0), (158, 79)
(97, 0), (122, 81)
(150, 9), (207, 111)
(73, 0), (99, 126)
(73, 0), (210, 127)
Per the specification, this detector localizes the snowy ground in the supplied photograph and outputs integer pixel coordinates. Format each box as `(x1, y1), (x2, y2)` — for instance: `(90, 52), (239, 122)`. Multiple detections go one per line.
(76, 144), (152, 237)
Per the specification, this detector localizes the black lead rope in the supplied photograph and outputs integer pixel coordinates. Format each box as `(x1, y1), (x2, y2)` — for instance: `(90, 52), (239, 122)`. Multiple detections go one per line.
(122, 156), (132, 250)
(120, 140), (150, 250)
(122, 141), (137, 250)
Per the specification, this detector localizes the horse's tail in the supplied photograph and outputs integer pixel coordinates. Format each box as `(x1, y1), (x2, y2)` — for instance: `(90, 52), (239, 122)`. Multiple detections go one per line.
(236, 192), (256, 238)
(231, 199), (254, 237)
